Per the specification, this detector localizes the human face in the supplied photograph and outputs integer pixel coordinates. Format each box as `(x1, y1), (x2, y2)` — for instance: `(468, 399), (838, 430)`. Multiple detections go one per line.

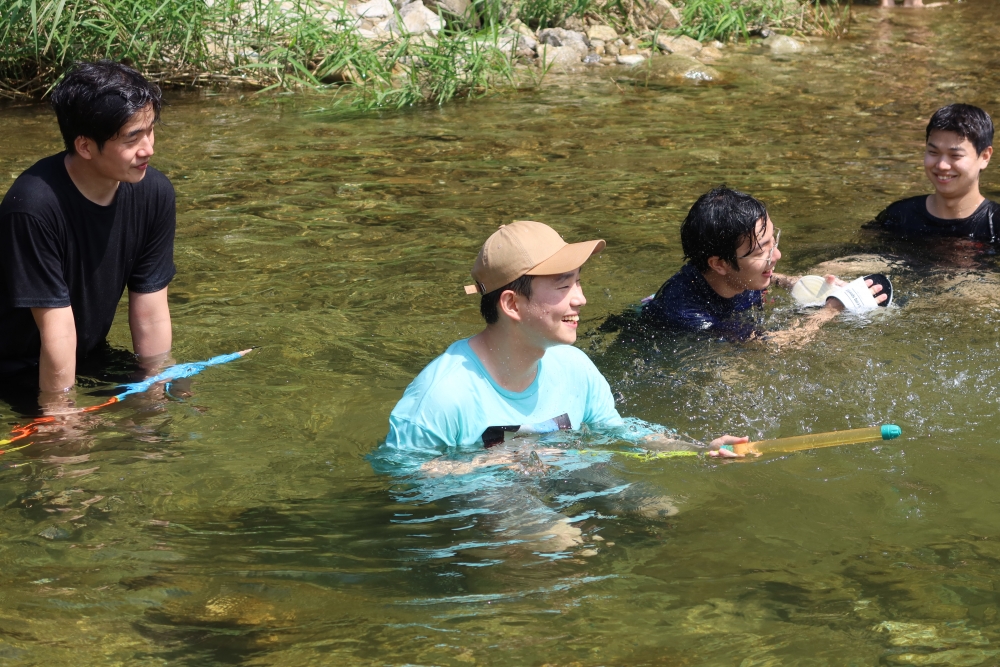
(924, 129), (992, 198)
(81, 104), (156, 184)
(725, 215), (780, 292)
(517, 269), (587, 347)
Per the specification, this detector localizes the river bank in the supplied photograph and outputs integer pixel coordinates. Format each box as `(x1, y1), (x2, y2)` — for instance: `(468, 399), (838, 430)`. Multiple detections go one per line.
(2, 0), (844, 108)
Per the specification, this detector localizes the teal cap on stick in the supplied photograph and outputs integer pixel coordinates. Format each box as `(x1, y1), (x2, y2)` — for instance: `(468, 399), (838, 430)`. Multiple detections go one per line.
(881, 424), (902, 440)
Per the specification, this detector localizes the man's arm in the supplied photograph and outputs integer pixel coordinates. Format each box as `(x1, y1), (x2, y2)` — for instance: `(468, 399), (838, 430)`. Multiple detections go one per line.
(129, 287), (172, 359)
(31, 306), (77, 393)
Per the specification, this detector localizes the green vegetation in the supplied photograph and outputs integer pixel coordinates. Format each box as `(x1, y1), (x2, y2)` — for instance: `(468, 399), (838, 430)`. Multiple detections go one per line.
(674, 0), (850, 42)
(0, 0), (520, 107)
(0, 0), (848, 106)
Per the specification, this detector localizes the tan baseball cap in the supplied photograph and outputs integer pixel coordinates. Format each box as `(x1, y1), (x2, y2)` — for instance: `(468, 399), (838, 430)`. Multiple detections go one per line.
(464, 221), (606, 295)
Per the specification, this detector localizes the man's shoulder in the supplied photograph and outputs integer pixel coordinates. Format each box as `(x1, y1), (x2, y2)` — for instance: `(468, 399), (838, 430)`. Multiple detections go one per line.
(126, 166), (175, 206)
(399, 341), (484, 407)
(0, 154), (65, 217)
(875, 195), (927, 227)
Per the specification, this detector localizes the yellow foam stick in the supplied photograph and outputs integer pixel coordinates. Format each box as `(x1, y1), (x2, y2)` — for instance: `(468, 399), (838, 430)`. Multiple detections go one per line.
(725, 424), (902, 457)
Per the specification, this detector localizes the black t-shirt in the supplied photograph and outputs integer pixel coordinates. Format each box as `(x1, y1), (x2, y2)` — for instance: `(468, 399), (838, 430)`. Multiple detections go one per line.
(0, 153), (176, 371)
(873, 195), (1000, 243)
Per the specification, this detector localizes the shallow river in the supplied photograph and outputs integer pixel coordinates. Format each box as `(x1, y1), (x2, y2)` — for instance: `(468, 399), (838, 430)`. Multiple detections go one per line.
(3, 2), (1000, 664)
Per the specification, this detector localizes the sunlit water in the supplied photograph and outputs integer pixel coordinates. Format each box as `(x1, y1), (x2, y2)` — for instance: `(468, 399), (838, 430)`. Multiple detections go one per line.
(2, 3), (1000, 664)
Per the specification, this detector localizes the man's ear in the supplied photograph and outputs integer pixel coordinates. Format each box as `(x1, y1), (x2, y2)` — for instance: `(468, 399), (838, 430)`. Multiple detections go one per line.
(980, 145), (993, 170)
(497, 289), (524, 323)
(706, 256), (732, 276)
(73, 136), (96, 160)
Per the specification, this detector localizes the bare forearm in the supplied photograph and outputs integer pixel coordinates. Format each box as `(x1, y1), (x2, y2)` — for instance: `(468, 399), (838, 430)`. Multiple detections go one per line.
(31, 307), (77, 393)
(129, 288), (172, 359)
(771, 272), (799, 290)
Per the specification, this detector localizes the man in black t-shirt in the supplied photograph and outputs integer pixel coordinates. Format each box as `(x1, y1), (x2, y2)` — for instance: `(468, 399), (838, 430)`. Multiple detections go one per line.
(873, 104), (998, 245)
(0, 61), (175, 412)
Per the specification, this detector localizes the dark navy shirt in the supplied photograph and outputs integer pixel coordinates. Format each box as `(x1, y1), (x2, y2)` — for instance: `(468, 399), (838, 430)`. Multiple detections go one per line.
(641, 262), (764, 340)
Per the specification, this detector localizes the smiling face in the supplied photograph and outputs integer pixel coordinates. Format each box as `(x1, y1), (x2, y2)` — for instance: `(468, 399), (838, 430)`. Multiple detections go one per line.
(724, 215), (780, 292)
(76, 103), (156, 184)
(515, 269), (587, 347)
(924, 129), (992, 199)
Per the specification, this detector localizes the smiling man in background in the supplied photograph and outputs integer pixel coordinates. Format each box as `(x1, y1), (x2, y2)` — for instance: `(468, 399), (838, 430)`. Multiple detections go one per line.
(0, 60), (175, 414)
(873, 104), (997, 244)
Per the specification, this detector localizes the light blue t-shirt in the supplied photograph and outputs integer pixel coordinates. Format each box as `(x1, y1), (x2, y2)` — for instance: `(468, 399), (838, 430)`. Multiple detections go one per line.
(384, 339), (623, 459)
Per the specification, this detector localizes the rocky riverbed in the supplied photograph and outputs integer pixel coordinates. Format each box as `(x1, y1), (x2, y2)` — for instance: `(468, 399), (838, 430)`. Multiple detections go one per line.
(312, 0), (810, 83)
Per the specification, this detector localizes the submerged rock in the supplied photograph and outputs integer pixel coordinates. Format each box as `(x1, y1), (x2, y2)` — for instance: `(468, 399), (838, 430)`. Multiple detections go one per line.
(38, 526), (71, 541)
(809, 254), (898, 277)
(765, 34), (803, 54)
(640, 53), (720, 83)
(697, 45), (724, 62)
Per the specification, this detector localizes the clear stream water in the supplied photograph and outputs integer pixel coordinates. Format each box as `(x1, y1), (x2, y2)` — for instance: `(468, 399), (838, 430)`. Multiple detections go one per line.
(3, 3), (1000, 664)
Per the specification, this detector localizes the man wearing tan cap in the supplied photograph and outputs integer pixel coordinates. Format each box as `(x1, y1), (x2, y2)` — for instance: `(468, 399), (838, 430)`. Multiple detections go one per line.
(381, 221), (746, 472)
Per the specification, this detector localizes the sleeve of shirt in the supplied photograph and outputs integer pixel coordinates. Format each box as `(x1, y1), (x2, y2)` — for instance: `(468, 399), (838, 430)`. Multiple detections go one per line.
(0, 212), (70, 308)
(582, 360), (624, 428)
(127, 178), (176, 293)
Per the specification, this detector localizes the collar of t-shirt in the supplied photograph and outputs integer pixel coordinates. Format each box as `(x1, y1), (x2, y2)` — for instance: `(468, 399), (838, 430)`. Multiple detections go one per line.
(456, 338), (541, 401)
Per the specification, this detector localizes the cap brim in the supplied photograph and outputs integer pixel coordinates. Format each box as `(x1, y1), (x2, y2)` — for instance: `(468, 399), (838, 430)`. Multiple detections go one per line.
(526, 239), (606, 276)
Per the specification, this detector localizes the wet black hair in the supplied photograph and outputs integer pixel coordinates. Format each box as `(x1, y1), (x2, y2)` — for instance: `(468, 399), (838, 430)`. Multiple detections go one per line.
(480, 275), (534, 324)
(49, 60), (162, 154)
(681, 185), (768, 272)
(926, 104), (994, 155)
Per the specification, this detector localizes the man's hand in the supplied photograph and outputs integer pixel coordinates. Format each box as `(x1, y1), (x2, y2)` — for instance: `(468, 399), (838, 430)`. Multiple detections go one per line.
(31, 306), (76, 394)
(707, 435), (752, 458)
(129, 287), (171, 359)
(823, 278), (887, 312)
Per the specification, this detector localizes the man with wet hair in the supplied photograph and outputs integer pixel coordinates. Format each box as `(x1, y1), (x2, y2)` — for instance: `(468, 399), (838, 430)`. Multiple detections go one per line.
(380, 220), (746, 471)
(642, 186), (883, 340)
(874, 104), (997, 244)
(0, 60), (175, 412)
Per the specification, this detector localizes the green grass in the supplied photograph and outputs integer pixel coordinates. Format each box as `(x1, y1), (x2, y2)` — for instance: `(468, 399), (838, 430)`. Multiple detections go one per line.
(0, 0), (524, 108)
(672, 0), (851, 42)
(0, 0), (849, 105)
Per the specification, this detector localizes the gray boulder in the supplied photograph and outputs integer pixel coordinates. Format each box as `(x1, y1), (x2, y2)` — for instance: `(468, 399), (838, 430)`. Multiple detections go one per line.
(424, 0), (471, 19)
(538, 44), (584, 71)
(538, 27), (590, 55)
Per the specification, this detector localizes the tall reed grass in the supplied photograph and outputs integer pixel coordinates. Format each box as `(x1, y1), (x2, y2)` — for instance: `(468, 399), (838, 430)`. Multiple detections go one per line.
(0, 0), (520, 107)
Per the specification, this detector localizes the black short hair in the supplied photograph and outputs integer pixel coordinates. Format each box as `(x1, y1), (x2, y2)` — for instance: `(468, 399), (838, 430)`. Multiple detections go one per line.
(926, 104), (994, 155)
(680, 186), (768, 272)
(480, 275), (534, 324)
(50, 60), (163, 154)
